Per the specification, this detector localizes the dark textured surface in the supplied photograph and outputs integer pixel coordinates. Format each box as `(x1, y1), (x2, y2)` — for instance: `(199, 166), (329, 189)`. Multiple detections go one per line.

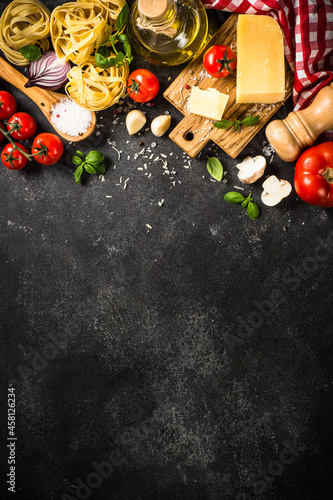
(1, 1), (333, 499)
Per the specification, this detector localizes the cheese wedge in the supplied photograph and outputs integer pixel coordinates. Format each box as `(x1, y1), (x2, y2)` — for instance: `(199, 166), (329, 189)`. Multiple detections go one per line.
(236, 14), (285, 104)
(188, 87), (229, 121)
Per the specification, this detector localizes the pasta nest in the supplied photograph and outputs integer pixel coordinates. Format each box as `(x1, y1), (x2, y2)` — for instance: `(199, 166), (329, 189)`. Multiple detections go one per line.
(65, 60), (129, 111)
(0, 0), (51, 66)
(50, 0), (126, 65)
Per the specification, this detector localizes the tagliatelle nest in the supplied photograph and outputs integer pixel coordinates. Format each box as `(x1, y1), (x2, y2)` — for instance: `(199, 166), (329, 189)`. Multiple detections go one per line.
(65, 61), (129, 111)
(50, 0), (125, 64)
(0, 0), (51, 66)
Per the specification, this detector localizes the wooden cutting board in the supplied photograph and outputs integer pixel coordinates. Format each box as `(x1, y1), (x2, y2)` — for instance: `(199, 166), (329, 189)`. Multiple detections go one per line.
(163, 13), (294, 159)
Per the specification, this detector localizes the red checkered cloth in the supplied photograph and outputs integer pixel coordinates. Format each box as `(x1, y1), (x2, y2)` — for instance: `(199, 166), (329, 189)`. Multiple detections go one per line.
(202, 0), (333, 139)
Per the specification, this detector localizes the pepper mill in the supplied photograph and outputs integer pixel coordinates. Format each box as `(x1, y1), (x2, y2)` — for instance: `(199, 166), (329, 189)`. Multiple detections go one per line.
(265, 82), (333, 162)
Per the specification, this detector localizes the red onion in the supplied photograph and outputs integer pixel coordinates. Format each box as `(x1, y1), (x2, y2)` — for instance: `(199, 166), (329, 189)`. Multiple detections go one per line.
(25, 51), (71, 91)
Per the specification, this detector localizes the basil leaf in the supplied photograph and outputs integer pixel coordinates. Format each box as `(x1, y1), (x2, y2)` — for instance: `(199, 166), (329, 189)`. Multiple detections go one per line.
(116, 51), (125, 65)
(75, 150), (85, 159)
(71, 155), (83, 166)
(95, 55), (118, 68)
(95, 52), (107, 67)
(241, 199), (249, 208)
(74, 165), (83, 184)
(206, 156), (223, 182)
(93, 162), (106, 174)
(247, 201), (260, 220)
(214, 119), (234, 129)
(97, 45), (110, 58)
(84, 163), (97, 174)
(19, 44), (41, 61)
(224, 192), (245, 204)
(86, 150), (104, 164)
(124, 42), (133, 62)
(241, 116), (260, 126)
(118, 34), (129, 44)
(116, 3), (130, 32)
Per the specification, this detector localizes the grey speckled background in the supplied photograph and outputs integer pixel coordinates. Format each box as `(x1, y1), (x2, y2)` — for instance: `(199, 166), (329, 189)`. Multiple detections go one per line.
(1, 1), (333, 499)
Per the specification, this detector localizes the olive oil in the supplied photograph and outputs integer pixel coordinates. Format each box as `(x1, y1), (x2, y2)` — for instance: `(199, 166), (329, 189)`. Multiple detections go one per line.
(127, 0), (210, 66)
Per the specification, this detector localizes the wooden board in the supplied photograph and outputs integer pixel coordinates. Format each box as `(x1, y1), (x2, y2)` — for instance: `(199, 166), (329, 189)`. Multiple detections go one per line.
(163, 14), (294, 158)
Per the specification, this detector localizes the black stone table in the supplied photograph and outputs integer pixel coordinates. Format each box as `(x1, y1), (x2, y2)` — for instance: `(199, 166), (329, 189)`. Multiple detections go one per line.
(1, 2), (332, 499)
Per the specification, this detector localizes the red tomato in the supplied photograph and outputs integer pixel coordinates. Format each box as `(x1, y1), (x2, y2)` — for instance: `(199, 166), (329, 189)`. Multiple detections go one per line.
(0, 91), (17, 120)
(0, 121), (5, 143)
(294, 142), (333, 207)
(6, 112), (37, 140)
(31, 133), (64, 166)
(127, 69), (160, 103)
(1, 142), (29, 170)
(203, 45), (237, 78)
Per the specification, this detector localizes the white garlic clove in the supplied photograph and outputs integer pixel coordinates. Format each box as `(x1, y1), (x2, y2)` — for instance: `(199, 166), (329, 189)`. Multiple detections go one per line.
(126, 110), (146, 135)
(151, 114), (171, 137)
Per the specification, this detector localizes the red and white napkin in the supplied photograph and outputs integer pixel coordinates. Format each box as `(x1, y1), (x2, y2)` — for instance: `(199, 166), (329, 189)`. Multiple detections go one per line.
(202, 0), (333, 139)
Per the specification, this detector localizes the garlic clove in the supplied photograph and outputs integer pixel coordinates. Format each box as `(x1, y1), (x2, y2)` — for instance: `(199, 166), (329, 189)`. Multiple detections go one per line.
(151, 114), (171, 137)
(126, 110), (146, 135)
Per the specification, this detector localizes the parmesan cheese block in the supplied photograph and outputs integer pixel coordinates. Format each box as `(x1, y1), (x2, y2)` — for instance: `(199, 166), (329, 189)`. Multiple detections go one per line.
(189, 87), (229, 121)
(236, 14), (285, 104)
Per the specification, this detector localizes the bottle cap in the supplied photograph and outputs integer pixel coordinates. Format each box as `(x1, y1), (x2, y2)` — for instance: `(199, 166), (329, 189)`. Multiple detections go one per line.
(138, 0), (168, 19)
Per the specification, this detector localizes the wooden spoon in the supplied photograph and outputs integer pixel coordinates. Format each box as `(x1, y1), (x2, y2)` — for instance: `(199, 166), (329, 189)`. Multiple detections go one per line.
(0, 56), (96, 142)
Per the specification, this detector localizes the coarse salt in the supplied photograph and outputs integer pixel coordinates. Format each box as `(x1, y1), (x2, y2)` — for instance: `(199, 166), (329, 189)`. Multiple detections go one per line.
(50, 97), (92, 137)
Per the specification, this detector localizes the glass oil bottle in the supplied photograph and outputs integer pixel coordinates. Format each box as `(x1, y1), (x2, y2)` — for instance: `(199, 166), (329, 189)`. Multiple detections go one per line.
(127, 0), (210, 66)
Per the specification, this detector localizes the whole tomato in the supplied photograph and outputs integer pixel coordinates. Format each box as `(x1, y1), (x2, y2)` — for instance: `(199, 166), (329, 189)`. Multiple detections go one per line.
(294, 142), (333, 207)
(31, 133), (64, 165)
(1, 142), (29, 170)
(127, 69), (160, 103)
(6, 112), (37, 140)
(0, 91), (17, 120)
(203, 44), (237, 78)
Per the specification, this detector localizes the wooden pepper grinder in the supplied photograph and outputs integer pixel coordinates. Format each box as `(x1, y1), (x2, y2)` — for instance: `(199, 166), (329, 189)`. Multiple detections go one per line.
(265, 82), (333, 162)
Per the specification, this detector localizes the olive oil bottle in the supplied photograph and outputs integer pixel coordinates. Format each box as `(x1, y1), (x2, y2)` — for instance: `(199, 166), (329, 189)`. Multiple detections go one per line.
(127, 0), (210, 66)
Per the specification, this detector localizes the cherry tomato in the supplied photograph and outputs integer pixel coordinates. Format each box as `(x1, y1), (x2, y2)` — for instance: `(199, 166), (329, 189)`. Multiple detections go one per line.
(0, 91), (17, 120)
(294, 142), (333, 207)
(1, 142), (29, 170)
(127, 69), (160, 103)
(0, 121), (5, 143)
(203, 45), (237, 78)
(6, 112), (37, 140)
(31, 133), (64, 166)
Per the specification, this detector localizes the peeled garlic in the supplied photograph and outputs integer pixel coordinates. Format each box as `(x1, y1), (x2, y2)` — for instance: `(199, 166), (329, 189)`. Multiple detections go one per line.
(126, 110), (146, 135)
(151, 114), (171, 137)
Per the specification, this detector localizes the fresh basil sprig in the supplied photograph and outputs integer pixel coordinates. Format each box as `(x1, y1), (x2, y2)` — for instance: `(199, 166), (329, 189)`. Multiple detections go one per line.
(206, 156), (223, 182)
(71, 150), (106, 184)
(224, 191), (260, 220)
(19, 44), (42, 61)
(95, 4), (133, 69)
(215, 115), (260, 131)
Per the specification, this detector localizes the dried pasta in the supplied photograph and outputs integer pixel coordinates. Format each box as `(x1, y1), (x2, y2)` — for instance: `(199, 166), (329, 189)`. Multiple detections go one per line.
(51, 0), (125, 65)
(65, 60), (129, 111)
(0, 0), (50, 66)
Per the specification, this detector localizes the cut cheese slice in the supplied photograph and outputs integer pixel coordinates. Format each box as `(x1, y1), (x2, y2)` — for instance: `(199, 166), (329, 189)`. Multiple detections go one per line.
(236, 14), (285, 104)
(188, 87), (229, 121)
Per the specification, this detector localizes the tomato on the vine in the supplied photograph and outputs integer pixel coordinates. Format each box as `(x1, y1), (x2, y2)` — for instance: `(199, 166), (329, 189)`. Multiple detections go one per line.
(0, 91), (17, 120)
(31, 133), (64, 166)
(203, 44), (237, 78)
(1, 142), (28, 170)
(6, 112), (37, 140)
(127, 69), (160, 103)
